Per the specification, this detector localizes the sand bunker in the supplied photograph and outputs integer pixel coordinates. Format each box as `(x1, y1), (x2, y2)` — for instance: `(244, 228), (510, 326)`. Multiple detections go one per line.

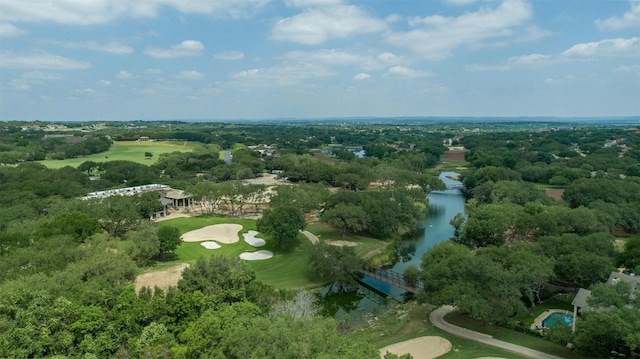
(135, 263), (189, 293)
(181, 224), (243, 243)
(201, 241), (221, 249)
(239, 250), (273, 260)
(243, 230), (266, 247)
(326, 240), (357, 247)
(379, 336), (452, 359)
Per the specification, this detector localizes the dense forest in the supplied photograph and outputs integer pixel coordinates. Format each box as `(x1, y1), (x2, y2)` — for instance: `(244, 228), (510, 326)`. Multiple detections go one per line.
(0, 120), (639, 358)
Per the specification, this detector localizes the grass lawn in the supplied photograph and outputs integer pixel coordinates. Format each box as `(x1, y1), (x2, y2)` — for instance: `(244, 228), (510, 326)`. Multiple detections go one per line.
(38, 141), (196, 168)
(306, 222), (390, 259)
(444, 311), (592, 359)
(437, 160), (470, 172)
(512, 293), (574, 327)
(142, 215), (323, 290)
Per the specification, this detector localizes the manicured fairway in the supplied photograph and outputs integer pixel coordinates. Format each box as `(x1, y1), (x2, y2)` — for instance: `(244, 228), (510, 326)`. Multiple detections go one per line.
(158, 215), (322, 289)
(38, 140), (196, 168)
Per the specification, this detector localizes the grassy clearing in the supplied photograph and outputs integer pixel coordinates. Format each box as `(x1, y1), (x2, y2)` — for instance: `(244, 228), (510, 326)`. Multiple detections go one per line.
(142, 215), (321, 290)
(38, 141), (196, 168)
(444, 311), (590, 359)
(306, 222), (390, 259)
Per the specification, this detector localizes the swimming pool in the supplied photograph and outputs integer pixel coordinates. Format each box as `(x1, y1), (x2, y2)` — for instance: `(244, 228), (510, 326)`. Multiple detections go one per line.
(542, 312), (574, 327)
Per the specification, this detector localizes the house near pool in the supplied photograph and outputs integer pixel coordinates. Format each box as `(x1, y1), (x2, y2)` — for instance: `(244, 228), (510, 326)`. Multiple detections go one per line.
(571, 271), (639, 332)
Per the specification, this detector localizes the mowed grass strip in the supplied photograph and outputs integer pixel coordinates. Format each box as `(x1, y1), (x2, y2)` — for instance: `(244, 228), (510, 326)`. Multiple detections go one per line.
(157, 215), (321, 289)
(38, 141), (196, 168)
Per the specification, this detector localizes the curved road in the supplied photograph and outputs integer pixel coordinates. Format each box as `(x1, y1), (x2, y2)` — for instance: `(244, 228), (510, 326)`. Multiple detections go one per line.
(429, 306), (565, 359)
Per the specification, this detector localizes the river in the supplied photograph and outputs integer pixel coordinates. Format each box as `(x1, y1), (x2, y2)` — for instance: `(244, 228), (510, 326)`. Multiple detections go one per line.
(319, 172), (466, 321)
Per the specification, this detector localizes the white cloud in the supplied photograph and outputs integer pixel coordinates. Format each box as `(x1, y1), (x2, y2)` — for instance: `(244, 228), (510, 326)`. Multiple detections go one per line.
(214, 50), (245, 60)
(384, 66), (433, 79)
(560, 37), (640, 59)
(0, 23), (26, 37)
(229, 63), (334, 86)
(444, 0), (477, 5)
(98, 80), (112, 86)
(507, 53), (551, 68)
(271, 5), (387, 44)
(22, 71), (63, 80)
(11, 80), (31, 90)
(596, 1), (640, 31)
(282, 49), (361, 65)
(116, 70), (133, 79)
(615, 64), (640, 72)
(146, 68), (163, 74)
(285, 0), (343, 7)
(145, 40), (204, 58)
(0, 0), (270, 25)
(59, 40), (133, 54)
(386, 0), (532, 59)
(353, 73), (371, 81)
(0, 51), (91, 69)
(174, 70), (205, 80)
(464, 64), (511, 71)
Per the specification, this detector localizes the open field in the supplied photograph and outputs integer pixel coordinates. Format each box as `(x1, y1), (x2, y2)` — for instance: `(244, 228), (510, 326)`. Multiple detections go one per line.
(438, 148), (470, 171)
(38, 140), (196, 168)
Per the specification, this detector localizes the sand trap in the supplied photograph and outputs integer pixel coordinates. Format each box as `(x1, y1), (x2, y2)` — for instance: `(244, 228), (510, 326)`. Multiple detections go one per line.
(239, 250), (273, 260)
(201, 241), (221, 249)
(181, 224), (243, 243)
(326, 240), (357, 247)
(379, 336), (452, 359)
(135, 263), (189, 293)
(243, 230), (266, 247)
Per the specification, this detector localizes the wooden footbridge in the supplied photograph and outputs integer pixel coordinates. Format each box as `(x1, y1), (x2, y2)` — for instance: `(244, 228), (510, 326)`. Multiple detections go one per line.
(358, 265), (423, 294)
(445, 184), (465, 190)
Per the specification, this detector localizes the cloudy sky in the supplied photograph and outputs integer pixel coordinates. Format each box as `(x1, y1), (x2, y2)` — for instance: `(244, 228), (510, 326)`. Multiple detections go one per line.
(1, 0), (639, 121)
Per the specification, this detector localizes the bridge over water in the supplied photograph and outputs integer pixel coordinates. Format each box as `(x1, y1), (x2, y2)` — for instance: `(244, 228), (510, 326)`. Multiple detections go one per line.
(445, 184), (465, 190)
(358, 265), (423, 294)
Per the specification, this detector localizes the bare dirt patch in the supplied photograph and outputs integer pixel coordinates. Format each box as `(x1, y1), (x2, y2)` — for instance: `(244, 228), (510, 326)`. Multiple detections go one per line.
(181, 224), (243, 243)
(379, 336), (452, 359)
(135, 263), (189, 293)
(544, 188), (564, 201)
(442, 148), (468, 162)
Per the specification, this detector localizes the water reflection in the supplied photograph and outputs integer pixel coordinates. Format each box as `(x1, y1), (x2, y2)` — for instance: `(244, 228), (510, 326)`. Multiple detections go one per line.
(318, 172), (467, 315)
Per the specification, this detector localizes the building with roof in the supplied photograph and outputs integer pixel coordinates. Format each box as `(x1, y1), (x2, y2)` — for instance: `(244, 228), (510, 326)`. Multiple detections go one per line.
(571, 271), (639, 332)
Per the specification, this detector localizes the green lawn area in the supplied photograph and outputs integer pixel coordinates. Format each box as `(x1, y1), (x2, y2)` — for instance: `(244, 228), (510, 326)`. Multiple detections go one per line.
(444, 311), (592, 359)
(512, 293), (574, 327)
(306, 222), (390, 259)
(144, 215), (323, 290)
(38, 140), (196, 168)
(355, 303), (528, 359)
(437, 160), (469, 172)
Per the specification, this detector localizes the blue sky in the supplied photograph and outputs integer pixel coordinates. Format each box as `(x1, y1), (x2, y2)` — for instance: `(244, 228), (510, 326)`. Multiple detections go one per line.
(1, 0), (639, 121)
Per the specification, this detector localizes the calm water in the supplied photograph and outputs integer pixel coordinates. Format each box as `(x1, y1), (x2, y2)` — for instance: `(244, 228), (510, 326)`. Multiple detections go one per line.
(319, 172), (466, 319)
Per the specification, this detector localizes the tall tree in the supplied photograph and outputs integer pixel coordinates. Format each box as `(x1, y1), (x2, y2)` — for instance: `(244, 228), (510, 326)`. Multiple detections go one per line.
(322, 203), (367, 238)
(257, 206), (305, 248)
